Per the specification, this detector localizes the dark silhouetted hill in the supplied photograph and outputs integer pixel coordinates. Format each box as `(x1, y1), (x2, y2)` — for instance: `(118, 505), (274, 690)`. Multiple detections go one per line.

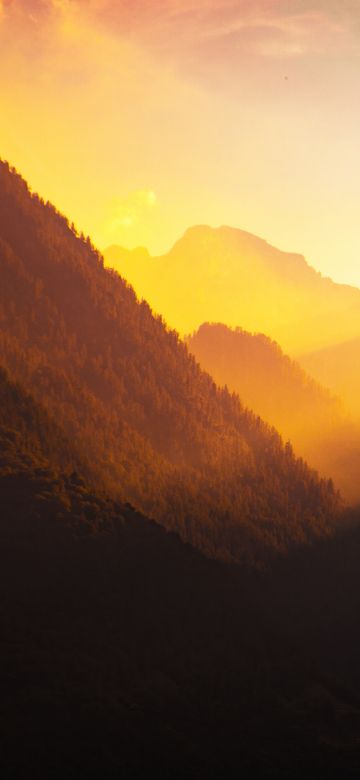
(1, 365), (360, 777)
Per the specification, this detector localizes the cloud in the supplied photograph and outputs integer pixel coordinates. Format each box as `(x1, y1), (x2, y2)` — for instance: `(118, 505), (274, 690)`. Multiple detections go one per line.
(3, 1), (359, 61)
(190, 10), (347, 64)
(29, 0), (354, 89)
(70, 0), (360, 41)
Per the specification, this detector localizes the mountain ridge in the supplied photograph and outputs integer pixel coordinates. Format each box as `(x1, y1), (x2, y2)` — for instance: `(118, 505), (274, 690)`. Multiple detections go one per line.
(104, 224), (360, 353)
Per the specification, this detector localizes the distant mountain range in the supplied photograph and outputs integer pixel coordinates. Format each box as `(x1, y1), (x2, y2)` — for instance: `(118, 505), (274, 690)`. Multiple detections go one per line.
(188, 323), (360, 502)
(105, 225), (360, 354)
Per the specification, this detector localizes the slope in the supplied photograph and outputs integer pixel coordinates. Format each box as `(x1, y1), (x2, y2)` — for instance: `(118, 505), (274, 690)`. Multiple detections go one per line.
(1, 367), (360, 777)
(0, 160), (339, 566)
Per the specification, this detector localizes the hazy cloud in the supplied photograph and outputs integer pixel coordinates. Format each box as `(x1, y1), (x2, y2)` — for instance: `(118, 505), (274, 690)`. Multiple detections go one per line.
(3, 1), (359, 62)
(67, 0), (360, 51)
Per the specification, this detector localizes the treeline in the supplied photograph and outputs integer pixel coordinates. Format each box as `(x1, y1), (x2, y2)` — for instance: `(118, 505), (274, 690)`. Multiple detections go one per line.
(0, 160), (340, 566)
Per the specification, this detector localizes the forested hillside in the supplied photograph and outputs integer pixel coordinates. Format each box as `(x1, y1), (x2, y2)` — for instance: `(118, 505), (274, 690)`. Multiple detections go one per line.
(0, 161), (340, 566)
(1, 365), (360, 777)
(188, 323), (360, 502)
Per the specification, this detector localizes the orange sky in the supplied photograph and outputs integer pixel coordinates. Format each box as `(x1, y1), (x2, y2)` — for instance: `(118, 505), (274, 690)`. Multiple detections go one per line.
(1, 0), (360, 286)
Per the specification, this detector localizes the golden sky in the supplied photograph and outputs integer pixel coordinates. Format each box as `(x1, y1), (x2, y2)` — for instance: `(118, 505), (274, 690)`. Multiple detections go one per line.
(1, 0), (360, 285)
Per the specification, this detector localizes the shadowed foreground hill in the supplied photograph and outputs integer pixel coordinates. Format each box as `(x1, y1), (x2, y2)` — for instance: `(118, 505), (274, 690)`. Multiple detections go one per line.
(188, 323), (360, 502)
(2, 368), (360, 777)
(0, 161), (340, 566)
(105, 225), (360, 354)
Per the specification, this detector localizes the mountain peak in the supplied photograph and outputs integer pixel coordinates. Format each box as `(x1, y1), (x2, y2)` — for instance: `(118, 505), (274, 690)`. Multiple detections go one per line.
(175, 223), (299, 254)
(163, 225), (316, 289)
(104, 222), (360, 352)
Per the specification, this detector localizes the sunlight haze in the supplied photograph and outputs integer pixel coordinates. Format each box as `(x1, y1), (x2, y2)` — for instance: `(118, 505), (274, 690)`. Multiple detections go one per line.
(1, 0), (360, 285)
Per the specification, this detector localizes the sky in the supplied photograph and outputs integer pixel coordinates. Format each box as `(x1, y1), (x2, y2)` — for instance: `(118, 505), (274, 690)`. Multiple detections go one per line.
(1, 0), (360, 286)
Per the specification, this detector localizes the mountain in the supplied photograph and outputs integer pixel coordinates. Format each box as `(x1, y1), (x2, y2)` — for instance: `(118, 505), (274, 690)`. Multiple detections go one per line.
(300, 338), (360, 421)
(2, 362), (360, 776)
(0, 160), (339, 566)
(187, 323), (340, 435)
(188, 323), (360, 502)
(105, 225), (360, 354)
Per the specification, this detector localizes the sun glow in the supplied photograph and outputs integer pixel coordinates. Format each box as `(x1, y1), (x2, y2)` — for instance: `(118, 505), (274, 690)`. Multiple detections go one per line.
(0, 0), (360, 286)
